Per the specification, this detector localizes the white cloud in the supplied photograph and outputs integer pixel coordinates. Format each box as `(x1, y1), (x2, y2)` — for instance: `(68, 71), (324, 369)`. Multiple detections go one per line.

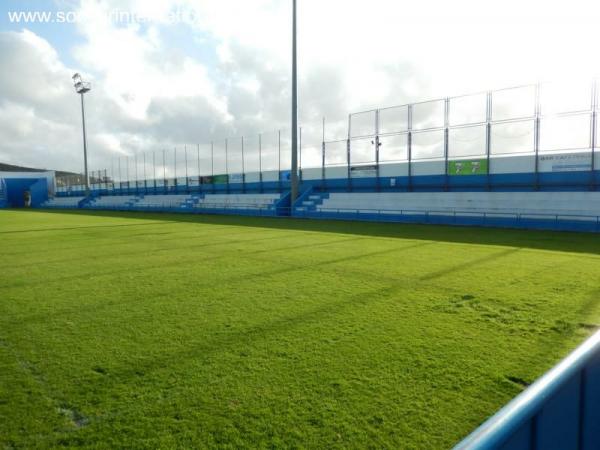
(72, 0), (230, 121)
(2, 0), (600, 175)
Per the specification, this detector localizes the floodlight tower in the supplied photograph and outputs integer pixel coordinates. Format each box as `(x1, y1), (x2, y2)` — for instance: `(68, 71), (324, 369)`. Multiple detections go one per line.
(72, 73), (91, 195)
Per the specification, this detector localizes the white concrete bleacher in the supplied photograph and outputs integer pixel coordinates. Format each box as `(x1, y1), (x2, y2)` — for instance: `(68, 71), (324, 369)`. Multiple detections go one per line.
(41, 196), (85, 208)
(87, 195), (138, 209)
(194, 193), (281, 210)
(313, 192), (600, 220)
(135, 194), (190, 209)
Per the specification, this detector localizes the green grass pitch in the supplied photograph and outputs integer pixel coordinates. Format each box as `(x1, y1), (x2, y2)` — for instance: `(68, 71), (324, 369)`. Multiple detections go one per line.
(1, 209), (600, 449)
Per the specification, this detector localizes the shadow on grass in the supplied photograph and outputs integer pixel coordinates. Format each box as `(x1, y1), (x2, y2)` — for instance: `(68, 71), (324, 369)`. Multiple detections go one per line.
(2, 239), (428, 324)
(6, 207), (600, 255)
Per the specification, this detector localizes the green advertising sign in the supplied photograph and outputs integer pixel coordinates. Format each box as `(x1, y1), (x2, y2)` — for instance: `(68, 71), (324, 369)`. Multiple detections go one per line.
(212, 174), (229, 184)
(448, 159), (488, 176)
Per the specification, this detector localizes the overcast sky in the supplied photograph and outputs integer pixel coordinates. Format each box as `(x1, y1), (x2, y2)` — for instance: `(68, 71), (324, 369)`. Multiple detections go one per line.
(1, 0), (599, 175)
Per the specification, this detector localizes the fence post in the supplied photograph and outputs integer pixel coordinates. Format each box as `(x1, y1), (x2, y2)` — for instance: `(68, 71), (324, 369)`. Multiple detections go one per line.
(152, 150), (156, 193)
(184, 144), (189, 193)
(321, 136), (326, 189)
(211, 141), (215, 194)
(299, 127), (303, 184)
(134, 152), (138, 195)
(375, 109), (381, 192)
(225, 138), (229, 194)
(143, 152), (147, 194)
(486, 91), (492, 191)
(591, 79), (597, 191)
(347, 138), (352, 192)
(241, 136), (246, 193)
(347, 114), (352, 192)
(407, 104), (413, 192)
(534, 82), (541, 191)
(126, 156), (130, 192)
(259, 134), (263, 193)
(171, 148), (176, 193)
(111, 158), (115, 193)
(162, 149), (166, 194)
(162, 149), (166, 193)
(197, 143), (201, 190)
(444, 98), (450, 192)
(278, 130), (282, 192)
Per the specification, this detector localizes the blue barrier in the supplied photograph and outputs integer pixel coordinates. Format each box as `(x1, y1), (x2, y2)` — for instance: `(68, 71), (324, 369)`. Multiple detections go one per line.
(454, 330), (600, 450)
(294, 208), (600, 233)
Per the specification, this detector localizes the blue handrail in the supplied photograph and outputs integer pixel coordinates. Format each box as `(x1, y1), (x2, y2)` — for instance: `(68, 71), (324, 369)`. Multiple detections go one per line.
(454, 330), (600, 450)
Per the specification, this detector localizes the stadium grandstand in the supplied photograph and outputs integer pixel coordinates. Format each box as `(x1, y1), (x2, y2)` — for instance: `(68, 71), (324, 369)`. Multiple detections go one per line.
(37, 80), (600, 233)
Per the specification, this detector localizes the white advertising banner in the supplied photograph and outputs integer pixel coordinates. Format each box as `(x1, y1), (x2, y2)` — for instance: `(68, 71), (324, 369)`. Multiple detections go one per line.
(538, 152), (592, 172)
(229, 173), (244, 184)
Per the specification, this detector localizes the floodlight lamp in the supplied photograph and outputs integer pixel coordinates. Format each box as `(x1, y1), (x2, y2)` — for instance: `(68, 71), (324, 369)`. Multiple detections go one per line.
(72, 72), (91, 94)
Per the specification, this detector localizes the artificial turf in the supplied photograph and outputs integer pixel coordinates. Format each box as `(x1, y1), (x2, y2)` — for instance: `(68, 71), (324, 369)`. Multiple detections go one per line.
(1, 209), (599, 449)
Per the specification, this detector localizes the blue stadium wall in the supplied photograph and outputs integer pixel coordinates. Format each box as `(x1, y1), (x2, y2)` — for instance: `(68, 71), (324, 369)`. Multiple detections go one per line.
(0, 178), (7, 207)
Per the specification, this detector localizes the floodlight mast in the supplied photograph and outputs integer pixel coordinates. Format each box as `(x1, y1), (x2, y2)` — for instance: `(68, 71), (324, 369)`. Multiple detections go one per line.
(290, 0), (299, 206)
(72, 73), (91, 196)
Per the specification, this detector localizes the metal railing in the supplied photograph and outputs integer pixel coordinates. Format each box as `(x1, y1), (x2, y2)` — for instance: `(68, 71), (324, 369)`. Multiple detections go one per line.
(84, 202), (277, 212)
(454, 330), (600, 450)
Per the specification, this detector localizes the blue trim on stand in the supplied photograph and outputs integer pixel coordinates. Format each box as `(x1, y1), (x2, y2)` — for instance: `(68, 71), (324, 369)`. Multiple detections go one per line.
(293, 209), (600, 233)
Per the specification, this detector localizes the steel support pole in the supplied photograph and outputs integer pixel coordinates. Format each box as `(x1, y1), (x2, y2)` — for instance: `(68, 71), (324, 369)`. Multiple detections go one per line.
(79, 93), (90, 196)
(591, 79), (597, 190)
(290, 0), (299, 204)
